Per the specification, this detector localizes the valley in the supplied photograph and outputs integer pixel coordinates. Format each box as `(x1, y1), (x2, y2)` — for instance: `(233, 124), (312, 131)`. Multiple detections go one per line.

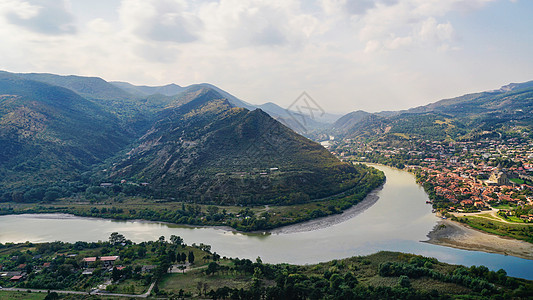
(1, 70), (533, 299)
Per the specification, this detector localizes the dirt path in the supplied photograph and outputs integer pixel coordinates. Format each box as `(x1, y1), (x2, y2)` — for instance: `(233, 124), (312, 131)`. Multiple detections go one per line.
(451, 209), (533, 225)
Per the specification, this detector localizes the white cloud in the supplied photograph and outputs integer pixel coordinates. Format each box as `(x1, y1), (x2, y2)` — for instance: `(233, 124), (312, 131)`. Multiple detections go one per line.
(119, 0), (202, 43)
(198, 0), (317, 49)
(352, 0), (493, 52)
(0, 0), (76, 34)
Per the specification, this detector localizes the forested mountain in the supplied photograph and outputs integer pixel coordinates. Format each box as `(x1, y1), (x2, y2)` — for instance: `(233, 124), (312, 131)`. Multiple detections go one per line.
(334, 81), (533, 142)
(104, 88), (363, 205)
(0, 70), (364, 206)
(0, 72), (132, 192)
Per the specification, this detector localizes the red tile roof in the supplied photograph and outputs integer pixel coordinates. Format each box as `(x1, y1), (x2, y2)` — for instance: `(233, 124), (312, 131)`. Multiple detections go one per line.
(83, 257), (97, 262)
(100, 256), (119, 261)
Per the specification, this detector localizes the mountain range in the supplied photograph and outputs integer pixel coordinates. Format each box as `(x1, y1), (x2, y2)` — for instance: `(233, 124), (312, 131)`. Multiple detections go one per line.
(0, 71), (362, 205)
(333, 81), (533, 142)
(2, 69), (532, 203)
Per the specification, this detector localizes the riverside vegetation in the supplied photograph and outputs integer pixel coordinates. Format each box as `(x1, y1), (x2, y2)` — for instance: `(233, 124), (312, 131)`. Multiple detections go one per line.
(0, 162), (383, 232)
(1, 234), (532, 299)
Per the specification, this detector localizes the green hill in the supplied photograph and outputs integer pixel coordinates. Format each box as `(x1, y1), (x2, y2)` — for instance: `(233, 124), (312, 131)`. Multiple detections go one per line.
(0, 72), (132, 193)
(105, 88), (366, 205)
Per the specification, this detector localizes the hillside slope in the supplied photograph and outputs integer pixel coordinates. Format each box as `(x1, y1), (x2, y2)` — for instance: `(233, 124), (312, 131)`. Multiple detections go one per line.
(0, 72), (132, 192)
(106, 88), (364, 205)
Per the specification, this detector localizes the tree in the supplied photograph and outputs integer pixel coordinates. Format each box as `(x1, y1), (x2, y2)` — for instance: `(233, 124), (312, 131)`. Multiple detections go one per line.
(109, 232), (126, 245)
(44, 292), (59, 300)
(170, 235), (183, 246)
(206, 262), (219, 275)
(197, 282), (203, 296)
(398, 275), (411, 288)
(112, 267), (121, 281)
(188, 251), (195, 264)
(207, 205), (219, 216)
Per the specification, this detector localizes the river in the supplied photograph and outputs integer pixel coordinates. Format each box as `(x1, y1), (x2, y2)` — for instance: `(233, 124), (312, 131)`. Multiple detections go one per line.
(1, 165), (532, 279)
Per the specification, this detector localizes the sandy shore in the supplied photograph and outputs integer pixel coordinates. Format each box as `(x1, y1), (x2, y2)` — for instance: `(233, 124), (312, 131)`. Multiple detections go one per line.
(423, 219), (533, 260)
(270, 185), (383, 234)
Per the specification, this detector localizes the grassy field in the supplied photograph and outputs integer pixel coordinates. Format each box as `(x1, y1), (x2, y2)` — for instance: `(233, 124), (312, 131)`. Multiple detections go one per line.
(160, 270), (254, 297)
(456, 215), (533, 243)
(0, 291), (46, 300)
(491, 204), (512, 210)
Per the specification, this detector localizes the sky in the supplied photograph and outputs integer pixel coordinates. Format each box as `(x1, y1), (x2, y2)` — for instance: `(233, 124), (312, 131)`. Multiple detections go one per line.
(0, 0), (532, 114)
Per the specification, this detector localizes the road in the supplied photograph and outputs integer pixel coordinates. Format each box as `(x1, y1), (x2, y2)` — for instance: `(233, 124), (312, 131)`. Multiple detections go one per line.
(1, 281), (156, 298)
(451, 208), (533, 225)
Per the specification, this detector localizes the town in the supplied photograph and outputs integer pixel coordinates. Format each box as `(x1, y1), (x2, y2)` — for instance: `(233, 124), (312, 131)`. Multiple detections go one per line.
(330, 133), (533, 226)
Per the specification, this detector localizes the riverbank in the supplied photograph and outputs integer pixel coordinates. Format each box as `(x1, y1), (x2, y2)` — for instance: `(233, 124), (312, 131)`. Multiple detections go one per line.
(270, 184), (383, 234)
(0, 167), (385, 233)
(424, 219), (533, 260)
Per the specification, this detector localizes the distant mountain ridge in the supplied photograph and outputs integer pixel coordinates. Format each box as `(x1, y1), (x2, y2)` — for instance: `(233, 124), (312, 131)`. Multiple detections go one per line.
(111, 81), (184, 96)
(334, 81), (533, 141)
(12, 72), (340, 134)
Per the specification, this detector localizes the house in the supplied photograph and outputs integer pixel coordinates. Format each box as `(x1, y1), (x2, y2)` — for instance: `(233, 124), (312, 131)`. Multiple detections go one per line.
(100, 256), (119, 267)
(474, 201), (485, 208)
(83, 257), (97, 267)
(10, 275), (23, 281)
(460, 199), (473, 206)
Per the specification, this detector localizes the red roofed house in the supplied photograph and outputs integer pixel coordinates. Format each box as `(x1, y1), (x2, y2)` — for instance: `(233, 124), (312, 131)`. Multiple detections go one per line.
(11, 275), (23, 281)
(100, 256), (119, 267)
(83, 257), (97, 268)
(460, 199), (473, 206)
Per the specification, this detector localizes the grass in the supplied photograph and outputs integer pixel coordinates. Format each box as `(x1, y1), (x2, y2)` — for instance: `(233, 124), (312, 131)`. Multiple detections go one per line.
(492, 204), (512, 210)
(0, 291), (47, 300)
(457, 216), (533, 243)
(506, 215), (530, 223)
(160, 270), (252, 296)
(510, 178), (525, 185)
(112, 278), (149, 295)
